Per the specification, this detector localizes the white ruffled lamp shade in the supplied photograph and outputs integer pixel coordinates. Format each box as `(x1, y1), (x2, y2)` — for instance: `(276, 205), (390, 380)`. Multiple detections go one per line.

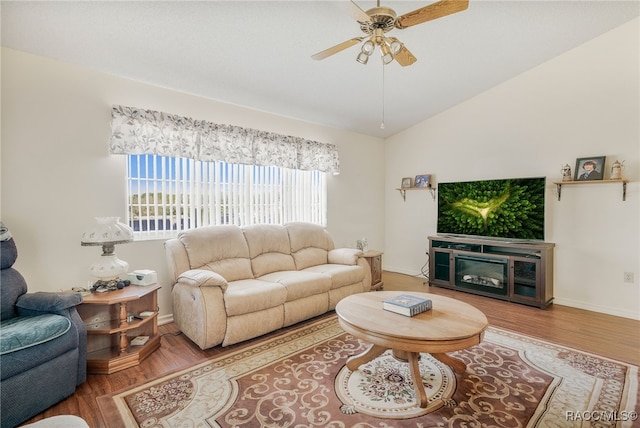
(81, 217), (134, 280)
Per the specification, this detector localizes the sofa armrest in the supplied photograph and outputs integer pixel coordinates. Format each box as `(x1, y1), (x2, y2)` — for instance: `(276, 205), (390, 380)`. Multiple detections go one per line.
(16, 292), (83, 317)
(165, 238), (191, 284)
(177, 269), (229, 292)
(328, 248), (363, 265)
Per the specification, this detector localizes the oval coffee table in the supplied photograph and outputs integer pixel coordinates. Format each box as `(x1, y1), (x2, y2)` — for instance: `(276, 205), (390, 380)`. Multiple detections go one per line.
(335, 291), (488, 408)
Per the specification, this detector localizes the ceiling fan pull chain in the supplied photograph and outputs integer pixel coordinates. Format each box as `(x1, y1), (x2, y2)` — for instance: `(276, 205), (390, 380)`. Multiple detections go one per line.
(380, 64), (385, 130)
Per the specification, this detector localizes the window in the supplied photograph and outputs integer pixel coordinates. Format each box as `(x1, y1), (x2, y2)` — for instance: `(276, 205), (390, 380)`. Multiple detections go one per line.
(127, 154), (327, 239)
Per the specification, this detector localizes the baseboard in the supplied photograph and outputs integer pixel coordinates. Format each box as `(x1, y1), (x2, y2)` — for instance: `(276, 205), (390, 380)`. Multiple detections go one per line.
(383, 266), (428, 278)
(552, 297), (640, 321)
(158, 313), (174, 326)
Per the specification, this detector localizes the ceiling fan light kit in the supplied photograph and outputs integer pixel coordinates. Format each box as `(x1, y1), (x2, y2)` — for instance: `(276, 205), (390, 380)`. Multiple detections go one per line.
(362, 39), (375, 55)
(380, 43), (393, 65)
(356, 51), (370, 64)
(312, 0), (469, 67)
(388, 38), (403, 56)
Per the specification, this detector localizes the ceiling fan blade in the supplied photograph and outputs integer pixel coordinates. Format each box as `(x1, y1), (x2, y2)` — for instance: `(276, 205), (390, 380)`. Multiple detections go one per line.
(395, 0), (469, 29)
(343, 0), (372, 23)
(394, 45), (418, 67)
(311, 37), (364, 61)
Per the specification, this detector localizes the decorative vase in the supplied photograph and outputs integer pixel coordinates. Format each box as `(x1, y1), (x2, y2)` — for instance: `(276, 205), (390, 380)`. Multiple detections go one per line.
(610, 160), (624, 180)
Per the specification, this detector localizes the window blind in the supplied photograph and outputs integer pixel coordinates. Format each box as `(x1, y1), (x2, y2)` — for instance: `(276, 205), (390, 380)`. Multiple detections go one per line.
(127, 154), (326, 239)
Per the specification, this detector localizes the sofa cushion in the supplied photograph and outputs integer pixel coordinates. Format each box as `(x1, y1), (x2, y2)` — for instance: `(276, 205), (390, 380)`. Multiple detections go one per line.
(286, 222), (335, 270)
(283, 294), (329, 327)
(0, 316), (80, 382)
(178, 225), (253, 282)
(223, 279), (287, 316)
(259, 271), (331, 301)
(292, 247), (329, 271)
(223, 306), (284, 346)
(0, 315), (71, 355)
(303, 264), (365, 289)
(243, 224), (296, 277)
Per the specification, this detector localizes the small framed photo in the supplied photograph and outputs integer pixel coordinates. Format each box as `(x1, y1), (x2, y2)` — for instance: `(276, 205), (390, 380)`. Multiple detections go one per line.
(401, 177), (413, 188)
(414, 174), (431, 188)
(574, 156), (606, 181)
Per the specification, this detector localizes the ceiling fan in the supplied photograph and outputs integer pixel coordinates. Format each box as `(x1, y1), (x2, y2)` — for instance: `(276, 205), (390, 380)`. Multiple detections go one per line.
(311, 0), (469, 67)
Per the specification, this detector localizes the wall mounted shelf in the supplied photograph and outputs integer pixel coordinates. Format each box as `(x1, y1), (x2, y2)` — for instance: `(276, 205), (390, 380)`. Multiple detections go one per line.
(397, 187), (436, 201)
(552, 179), (629, 201)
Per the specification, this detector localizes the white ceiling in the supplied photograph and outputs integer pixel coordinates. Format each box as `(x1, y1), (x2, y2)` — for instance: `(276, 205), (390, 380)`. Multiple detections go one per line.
(2, 1), (638, 138)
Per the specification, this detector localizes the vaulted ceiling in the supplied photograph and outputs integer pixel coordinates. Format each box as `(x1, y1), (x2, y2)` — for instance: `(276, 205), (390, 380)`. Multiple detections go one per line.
(2, 1), (638, 138)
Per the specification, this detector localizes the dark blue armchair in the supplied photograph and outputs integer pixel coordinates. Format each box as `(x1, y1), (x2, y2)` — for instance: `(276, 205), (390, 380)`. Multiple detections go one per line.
(0, 223), (87, 428)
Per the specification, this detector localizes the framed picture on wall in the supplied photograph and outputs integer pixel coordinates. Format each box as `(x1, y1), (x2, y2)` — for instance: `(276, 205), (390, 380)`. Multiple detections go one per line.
(574, 156), (606, 181)
(414, 174), (431, 188)
(401, 177), (413, 188)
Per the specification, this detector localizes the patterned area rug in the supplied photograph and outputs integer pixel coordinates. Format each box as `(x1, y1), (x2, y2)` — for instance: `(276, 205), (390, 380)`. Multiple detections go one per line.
(97, 314), (639, 428)
(335, 349), (457, 418)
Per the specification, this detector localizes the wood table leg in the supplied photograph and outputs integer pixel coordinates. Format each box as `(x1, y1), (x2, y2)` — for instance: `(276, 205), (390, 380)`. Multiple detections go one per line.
(408, 352), (429, 408)
(432, 353), (467, 373)
(346, 344), (387, 371)
(118, 302), (129, 355)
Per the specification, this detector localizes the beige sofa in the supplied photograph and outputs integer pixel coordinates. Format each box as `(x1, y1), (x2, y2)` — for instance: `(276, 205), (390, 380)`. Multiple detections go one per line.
(164, 222), (371, 349)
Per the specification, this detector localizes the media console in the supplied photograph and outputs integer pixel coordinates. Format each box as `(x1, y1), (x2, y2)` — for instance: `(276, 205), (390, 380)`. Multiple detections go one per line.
(428, 236), (554, 308)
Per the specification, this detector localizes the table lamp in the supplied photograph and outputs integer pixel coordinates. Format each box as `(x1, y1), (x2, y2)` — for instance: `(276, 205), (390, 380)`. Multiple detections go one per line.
(81, 217), (134, 281)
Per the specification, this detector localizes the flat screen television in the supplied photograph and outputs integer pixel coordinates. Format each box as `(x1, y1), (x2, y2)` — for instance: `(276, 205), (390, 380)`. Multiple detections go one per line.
(437, 177), (546, 241)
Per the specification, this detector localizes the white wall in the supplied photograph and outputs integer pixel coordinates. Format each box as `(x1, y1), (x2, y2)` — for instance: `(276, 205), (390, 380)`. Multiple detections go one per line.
(3, 19), (638, 323)
(0, 48), (385, 321)
(385, 19), (640, 319)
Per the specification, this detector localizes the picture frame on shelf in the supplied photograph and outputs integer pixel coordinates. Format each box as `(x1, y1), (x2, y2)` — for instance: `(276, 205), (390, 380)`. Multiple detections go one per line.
(414, 174), (431, 188)
(401, 177), (413, 188)
(574, 156), (605, 181)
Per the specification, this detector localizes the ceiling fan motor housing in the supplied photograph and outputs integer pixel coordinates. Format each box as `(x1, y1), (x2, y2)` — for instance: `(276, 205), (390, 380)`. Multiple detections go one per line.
(359, 7), (397, 34)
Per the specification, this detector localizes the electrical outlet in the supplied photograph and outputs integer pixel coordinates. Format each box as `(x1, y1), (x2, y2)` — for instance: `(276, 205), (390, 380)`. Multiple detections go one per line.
(624, 272), (634, 283)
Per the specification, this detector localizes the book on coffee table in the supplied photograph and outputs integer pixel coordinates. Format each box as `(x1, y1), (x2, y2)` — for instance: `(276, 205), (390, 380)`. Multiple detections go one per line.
(383, 294), (432, 317)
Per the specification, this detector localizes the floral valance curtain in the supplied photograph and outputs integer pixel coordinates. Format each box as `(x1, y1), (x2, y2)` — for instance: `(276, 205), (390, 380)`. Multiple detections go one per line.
(109, 105), (340, 174)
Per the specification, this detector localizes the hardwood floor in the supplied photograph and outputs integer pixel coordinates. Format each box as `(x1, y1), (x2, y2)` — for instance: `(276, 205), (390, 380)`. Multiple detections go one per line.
(22, 271), (640, 427)
(382, 272), (640, 367)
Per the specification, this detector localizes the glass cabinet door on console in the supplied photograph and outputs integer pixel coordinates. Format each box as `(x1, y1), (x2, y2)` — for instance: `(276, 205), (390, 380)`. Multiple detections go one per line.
(510, 257), (540, 303)
(432, 249), (452, 284)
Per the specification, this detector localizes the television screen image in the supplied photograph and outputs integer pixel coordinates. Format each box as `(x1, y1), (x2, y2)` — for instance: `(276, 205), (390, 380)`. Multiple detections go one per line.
(437, 177), (546, 241)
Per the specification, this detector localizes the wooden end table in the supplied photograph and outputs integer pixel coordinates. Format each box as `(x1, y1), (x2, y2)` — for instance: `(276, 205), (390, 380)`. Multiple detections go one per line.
(335, 291), (488, 408)
(78, 283), (161, 374)
(362, 250), (383, 291)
